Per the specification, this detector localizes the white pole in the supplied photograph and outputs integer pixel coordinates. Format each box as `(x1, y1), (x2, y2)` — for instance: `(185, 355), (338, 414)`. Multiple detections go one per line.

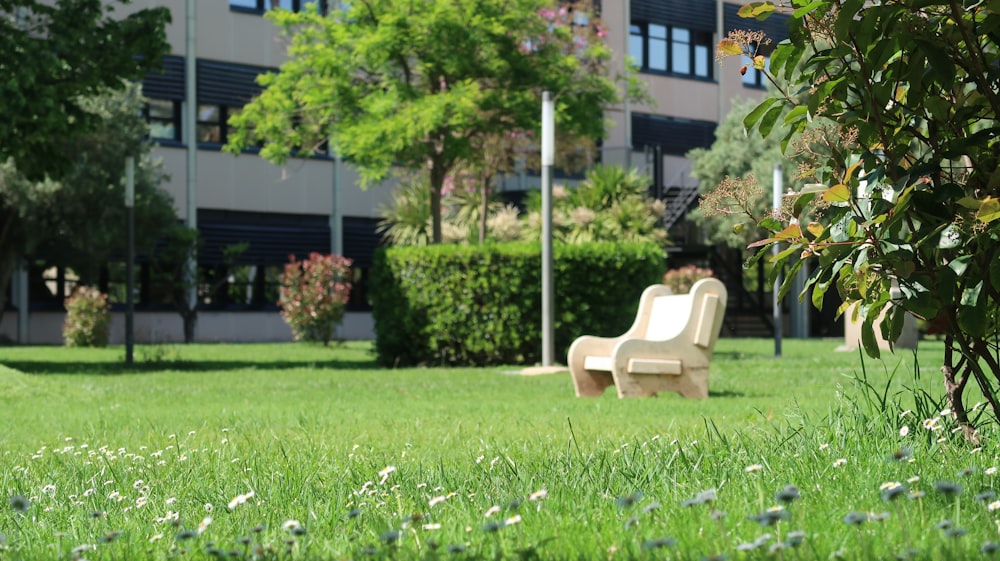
(772, 163), (783, 356)
(185, 0), (198, 336)
(541, 91), (555, 366)
(623, 0), (632, 169)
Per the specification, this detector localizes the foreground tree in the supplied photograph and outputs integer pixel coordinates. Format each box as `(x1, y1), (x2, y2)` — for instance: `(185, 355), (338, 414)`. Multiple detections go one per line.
(0, 0), (170, 179)
(720, 1), (1000, 435)
(226, 0), (632, 243)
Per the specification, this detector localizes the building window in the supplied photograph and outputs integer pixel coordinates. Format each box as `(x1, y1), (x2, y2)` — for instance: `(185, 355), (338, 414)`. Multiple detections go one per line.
(145, 99), (181, 142)
(229, 0), (327, 14)
(742, 56), (770, 89)
(196, 104), (244, 145)
(630, 21), (713, 79)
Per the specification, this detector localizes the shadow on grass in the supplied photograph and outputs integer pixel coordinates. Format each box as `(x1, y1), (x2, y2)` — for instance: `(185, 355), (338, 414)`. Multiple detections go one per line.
(707, 389), (747, 398)
(4, 358), (382, 376)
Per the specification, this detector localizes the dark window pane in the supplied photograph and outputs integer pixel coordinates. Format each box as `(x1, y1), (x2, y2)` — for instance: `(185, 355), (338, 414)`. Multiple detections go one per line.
(230, 0), (259, 8)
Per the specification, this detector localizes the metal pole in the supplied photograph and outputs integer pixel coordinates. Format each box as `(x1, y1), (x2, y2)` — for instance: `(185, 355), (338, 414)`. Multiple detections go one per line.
(623, 0), (632, 169)
(772, 163), (783, 357)
(541, 91), (555, 366)
(15, 260), (28, 343)
(185, 0), (198, 333)
(330, 151), (343, 256)
(125, 157), (135, 365)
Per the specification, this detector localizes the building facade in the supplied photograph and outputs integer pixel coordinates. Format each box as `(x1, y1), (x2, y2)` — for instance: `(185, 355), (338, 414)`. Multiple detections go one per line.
(1, 0), (788, 345)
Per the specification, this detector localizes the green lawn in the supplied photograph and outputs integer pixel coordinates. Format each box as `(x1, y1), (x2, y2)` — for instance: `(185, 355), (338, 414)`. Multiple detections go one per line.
(1, 338), (996, 560)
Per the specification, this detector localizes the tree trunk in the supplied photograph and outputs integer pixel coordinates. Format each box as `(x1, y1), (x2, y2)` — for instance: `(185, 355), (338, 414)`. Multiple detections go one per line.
(428, 155), (447, 244)
(478, 171), (489, 244)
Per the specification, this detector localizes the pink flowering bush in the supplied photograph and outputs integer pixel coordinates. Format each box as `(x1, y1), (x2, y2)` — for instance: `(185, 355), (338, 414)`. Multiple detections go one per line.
(63, 286), (112, 347)
(279, 252), (353, 345)
(663, 265), (714, 295)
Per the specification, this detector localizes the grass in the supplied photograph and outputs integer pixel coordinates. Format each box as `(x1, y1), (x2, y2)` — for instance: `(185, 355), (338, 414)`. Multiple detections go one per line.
(0, 338), (998, 560)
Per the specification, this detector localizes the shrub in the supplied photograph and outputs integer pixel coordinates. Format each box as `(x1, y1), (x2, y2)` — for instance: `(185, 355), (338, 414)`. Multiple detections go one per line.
(279, 252), (353, 345)
(663, 265), (714, 295)
(63, 286), (111, 347)
(371, 241), (665, 366)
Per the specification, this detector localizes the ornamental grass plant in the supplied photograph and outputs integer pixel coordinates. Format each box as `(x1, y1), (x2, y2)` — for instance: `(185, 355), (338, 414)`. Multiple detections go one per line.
(1, 339), (998, 560)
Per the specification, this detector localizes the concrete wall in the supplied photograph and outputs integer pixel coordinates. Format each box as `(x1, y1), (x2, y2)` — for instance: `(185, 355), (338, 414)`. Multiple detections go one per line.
(0, 310), (375, 345)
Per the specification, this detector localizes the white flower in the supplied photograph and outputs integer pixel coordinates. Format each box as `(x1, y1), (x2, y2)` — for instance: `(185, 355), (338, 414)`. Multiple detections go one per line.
(227, 490), (255, 510)
(484, 505), (501, 518)
(204, 503), (213, 512)
(819, 443), (829, 451)
(428, 495), (447, 508)
(529, 489), (548, 501)
(940, 408), (953, 416)
(990, 501), (1000, 512)
(422, 523), (441, 530)
(198, 516), (212, 535)
(880, 481), (902, 491)
(833, 458), (848, 468)
(282, 519), (302, 532)
(378, 466), (396, 478)
(745, 464), (764, 473)
(907, 476), (920, 484)
(900, 410), (913, 418)
(149, 533), (164, 543)
(504, 514), (522, 526)
(986, 467), (998, 476)
(922, 417), (941, 431)
(899, 425), (910, 437)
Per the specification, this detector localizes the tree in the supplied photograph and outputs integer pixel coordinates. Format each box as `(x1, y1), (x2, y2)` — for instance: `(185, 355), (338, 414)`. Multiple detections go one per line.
(687, 98), (795, 250)
(720, 1), (1000, 436)
(33, 84), (177, 285)
(0, 0), (171, 180)
(0, 85), (178, 318)
(226, 0), (632, 243)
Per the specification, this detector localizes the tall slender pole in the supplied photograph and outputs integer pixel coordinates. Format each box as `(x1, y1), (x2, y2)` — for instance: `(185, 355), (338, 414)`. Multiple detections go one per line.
(622, 0), (632, 169)
(772, 163), (783, 357)
(541, 92), (555, 366)
(185, 0), (198, 335)
(125, 157), (135, 365)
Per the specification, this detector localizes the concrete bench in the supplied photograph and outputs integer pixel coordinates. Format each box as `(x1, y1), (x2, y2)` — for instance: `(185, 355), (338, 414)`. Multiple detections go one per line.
(567, 278), (727, 399)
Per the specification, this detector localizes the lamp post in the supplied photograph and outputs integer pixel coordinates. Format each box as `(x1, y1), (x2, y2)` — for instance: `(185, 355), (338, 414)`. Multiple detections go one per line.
(125, 156), (135, 365)
(541, 91), (555, 366)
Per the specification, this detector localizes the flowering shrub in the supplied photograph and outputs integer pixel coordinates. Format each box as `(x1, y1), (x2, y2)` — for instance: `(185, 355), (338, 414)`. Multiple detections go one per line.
(63, 286), (111, 347)
(663, 265), (714, 295)
(279, 252), (353, 345)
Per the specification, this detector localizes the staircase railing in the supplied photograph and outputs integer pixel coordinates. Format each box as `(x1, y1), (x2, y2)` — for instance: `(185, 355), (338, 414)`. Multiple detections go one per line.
(707, 245), (774, 336)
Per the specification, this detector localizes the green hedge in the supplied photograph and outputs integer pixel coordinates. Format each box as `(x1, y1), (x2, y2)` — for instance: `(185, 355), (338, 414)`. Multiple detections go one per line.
(370, 241), (666, 367)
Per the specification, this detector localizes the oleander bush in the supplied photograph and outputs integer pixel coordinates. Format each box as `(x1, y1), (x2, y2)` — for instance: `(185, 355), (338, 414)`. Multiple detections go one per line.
(663, 264), (715, 295)
(62, 285), (111, 347)
(278, 252), (353, 345)
(370, 241), (665, 366)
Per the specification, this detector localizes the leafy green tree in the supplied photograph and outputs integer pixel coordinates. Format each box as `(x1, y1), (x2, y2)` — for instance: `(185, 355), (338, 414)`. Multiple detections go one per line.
(0, 0), (170, 179)
(721, 1), (1000, 434)
(0, 85), (177, 318)
(687, 98), (796, 249)
(226, 0), (631, 243)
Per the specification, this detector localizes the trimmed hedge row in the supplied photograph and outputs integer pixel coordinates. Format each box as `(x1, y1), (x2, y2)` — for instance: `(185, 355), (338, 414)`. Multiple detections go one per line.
(370, 241), (666, 367)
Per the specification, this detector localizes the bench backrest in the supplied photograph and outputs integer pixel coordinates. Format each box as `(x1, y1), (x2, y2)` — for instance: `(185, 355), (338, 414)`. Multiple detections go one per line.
(643, 279), (726, 348)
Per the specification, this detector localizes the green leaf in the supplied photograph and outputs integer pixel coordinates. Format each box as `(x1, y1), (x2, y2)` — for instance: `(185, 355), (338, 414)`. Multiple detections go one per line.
(737, 2), (777, 20)
(792, 1), (826, 18)
(977, 196), (1000, 223)
(758, 217), (783, 233)
(758, 104), (785, 138)
(744, 97), (780, 132)
(861, 317), (882, 359)
(823, 184), (851, 203)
